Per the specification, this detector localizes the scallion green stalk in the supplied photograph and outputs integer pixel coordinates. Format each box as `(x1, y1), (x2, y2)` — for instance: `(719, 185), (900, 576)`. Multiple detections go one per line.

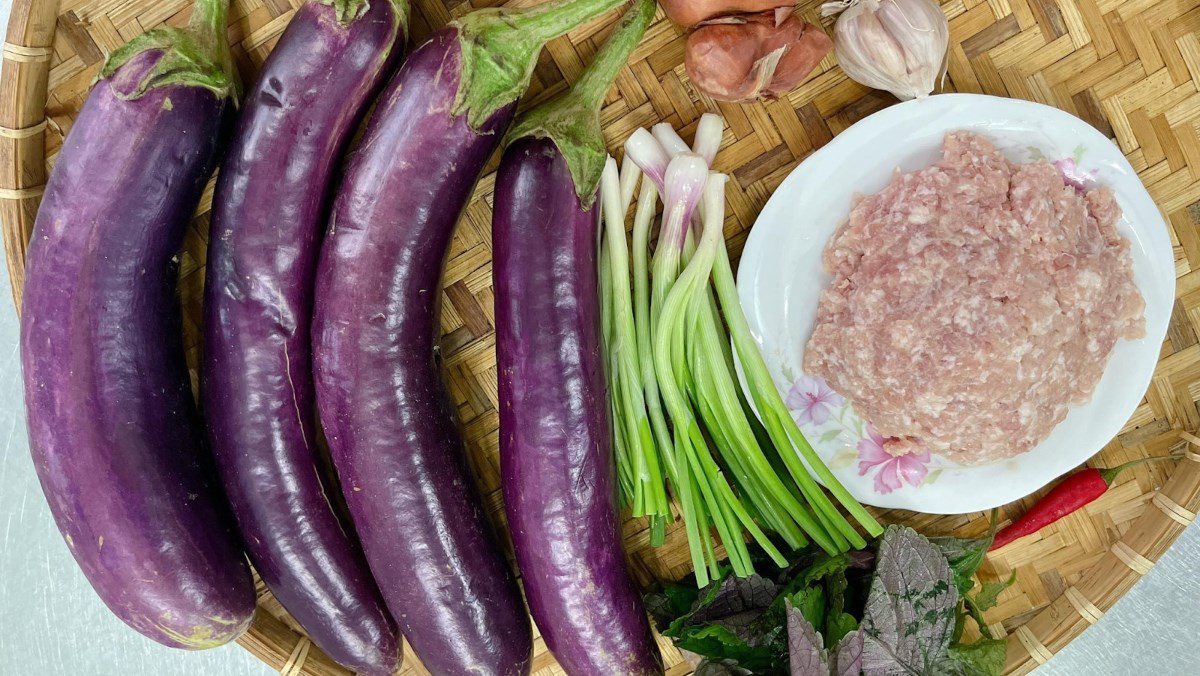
(711, 244), (883, 539)
(600, 158), (669, 524)
(654, 173), (794, 577)
(602, 118), (883, 587)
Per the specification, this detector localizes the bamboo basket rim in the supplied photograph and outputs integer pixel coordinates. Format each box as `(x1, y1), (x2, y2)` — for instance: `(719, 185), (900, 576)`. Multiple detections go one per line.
(4, 1), (1200, 674)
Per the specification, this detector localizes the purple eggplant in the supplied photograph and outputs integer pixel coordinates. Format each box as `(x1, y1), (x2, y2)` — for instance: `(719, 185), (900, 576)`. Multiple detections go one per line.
(200, 0), (406, 671)
(19, 0), (254, 649)
(311, 0), (628, 672)
(493, 1), (662, 673)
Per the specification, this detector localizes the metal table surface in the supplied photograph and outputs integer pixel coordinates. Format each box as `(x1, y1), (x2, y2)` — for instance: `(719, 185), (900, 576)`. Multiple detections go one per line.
(0, 1), (1196, 671)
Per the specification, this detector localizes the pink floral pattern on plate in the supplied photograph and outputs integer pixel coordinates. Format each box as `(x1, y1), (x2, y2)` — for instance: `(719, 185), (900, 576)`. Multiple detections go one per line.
(1029, 143), (1097, 192)
(856, 427), (931, 494)
(784, 374), (936, 494)
(785, 375), (844, 425)
(1053, 157), (1096, 192)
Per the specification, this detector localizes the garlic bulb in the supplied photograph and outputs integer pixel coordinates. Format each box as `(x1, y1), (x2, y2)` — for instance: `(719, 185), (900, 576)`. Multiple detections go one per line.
(822, 0), (949, 100)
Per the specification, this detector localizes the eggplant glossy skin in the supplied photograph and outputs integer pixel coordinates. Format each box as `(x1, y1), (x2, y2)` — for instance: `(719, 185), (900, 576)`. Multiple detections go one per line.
(312, 28), (532, 676)
(20, 51), (255, 649)
(493, 138), (663, 675)
(201, 1), (405, 672)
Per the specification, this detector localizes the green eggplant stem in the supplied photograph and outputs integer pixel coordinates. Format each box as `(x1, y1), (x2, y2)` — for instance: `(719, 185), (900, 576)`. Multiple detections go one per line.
(100, 0), (238, 101)
(454, 0), (630, 133)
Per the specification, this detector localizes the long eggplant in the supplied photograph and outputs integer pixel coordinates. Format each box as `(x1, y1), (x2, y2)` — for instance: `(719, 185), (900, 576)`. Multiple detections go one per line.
(493, 2), (662, 673)
(19, 0), (254, 649)
(311, 0), (629, 672)
(200, 0), (407, 671)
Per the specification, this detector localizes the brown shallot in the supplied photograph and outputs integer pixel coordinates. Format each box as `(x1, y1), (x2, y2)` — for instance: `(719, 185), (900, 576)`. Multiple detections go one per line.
(660, 0), (793, 27)
(685, 10), (833, 103)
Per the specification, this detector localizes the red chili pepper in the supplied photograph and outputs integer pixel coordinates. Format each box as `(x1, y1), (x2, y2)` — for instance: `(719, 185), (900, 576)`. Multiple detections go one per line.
(990, 455), (1180, 551)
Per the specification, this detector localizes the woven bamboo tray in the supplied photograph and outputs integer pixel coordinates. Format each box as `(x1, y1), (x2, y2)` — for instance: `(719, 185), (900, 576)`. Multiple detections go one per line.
(3, 0), (1200, 673)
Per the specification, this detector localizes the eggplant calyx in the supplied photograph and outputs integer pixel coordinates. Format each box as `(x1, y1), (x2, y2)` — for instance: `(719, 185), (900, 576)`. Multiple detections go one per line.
(316, 0), (410, 28)
(507, 94), (607, 209)
(504, 0), (655, 207)
(101, 0), (237, 102)
(319, 0), (370, 24)
(453, 0), (629, 132)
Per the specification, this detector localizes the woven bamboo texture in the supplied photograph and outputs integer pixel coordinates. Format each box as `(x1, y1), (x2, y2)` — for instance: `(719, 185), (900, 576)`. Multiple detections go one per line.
(4, 0), (1200, 673)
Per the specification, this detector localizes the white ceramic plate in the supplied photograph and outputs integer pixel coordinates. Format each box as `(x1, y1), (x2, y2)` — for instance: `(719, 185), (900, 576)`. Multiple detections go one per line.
(736, 93), (1175, 515)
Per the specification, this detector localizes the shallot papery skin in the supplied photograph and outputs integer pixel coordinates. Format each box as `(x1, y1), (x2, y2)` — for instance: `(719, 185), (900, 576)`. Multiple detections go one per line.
(660, 0), (793, 27)
(824, 0), (949, 100)
(686, 11), (833, 103)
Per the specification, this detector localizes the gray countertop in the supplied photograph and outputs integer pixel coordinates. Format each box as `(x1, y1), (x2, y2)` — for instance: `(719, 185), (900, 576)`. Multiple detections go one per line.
(0, 0), (1196, 671)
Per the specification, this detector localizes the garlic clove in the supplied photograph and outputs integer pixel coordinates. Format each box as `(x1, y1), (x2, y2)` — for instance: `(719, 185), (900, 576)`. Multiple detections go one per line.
(825, 0), (950, 100)
(841, 6), (911, 90)
(876, 0), (949, 96)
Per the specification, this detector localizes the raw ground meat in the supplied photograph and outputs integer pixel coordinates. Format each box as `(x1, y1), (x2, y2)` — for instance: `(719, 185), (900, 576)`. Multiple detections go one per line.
(804, 132), (1146, 465)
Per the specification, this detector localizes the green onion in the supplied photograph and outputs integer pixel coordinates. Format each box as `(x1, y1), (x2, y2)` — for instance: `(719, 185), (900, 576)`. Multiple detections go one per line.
(600, 158), (669, 526)
(655, 173), (760, 579)
(599, 118), (882, 588)
(711, 244), (882, 539)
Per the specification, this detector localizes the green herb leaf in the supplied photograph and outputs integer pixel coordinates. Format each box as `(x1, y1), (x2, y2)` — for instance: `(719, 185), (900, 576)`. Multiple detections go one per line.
(952, 604), (968, 644)
(962, 597), (993, 641)
(961, 570), (1016, 640)
(825, 613), (858, 648)
(674, 623), (777, 670)
(780, 552), (852, 597)
(929, 535), (991, 596)
(753, 552), (850, 643)
(695, 659), (753, 675)
(931, 639), (1006, 676)
(646, 583), (702, 628)
(788, 587), (827, 633)
(969, 571), (1017, 613)
(823, 568), (858, 647)
(861, 526), (959, 674)
(928, 512), (1001, 597)
(652, 573), (784, 672)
